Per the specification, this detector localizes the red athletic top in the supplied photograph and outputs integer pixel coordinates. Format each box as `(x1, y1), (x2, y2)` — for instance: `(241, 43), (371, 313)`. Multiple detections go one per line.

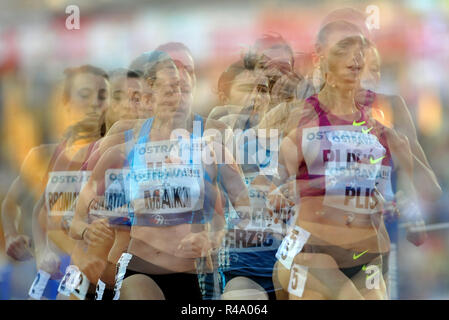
(295, 94), (392, 213)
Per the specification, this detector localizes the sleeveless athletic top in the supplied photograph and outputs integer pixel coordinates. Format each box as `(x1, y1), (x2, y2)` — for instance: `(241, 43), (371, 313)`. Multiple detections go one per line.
(89, 129), (135, 226)
(126, 114), (215, 227)
(45, 140), (92, 224)
(219, 113), (284, 279)
(297, 94), (394, 214)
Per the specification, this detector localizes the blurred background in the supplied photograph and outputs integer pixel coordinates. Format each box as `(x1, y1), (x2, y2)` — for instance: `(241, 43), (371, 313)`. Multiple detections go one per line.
(0, 0), (448, 299)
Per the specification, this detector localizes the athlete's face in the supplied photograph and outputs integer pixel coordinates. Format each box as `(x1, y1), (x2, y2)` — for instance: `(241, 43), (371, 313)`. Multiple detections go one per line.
(67, 72), (109, 123)
(141, 75), (154, 118)
(170, 50), (195, 87)
(127, 77), (144, 118)
(108, 75), (129, 123)
(177, 68), (193, 119)
(249, 74), (270, 112)
(151, 61), (182, 120)
(106, 76), (143, 126)
(228, 70), (259, 107)
(271, 74), (298, 106)
(255, 47), (293, 91)
(323, 31), (366, 89)
(360, 46), (381, 91)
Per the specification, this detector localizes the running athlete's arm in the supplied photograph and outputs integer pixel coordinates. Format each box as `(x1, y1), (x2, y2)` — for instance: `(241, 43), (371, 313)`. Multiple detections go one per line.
(272, 128), (302, 210)
(2, 176), (33, 260)
(176, 148), (225, 261)
(84, 131), (130, 171)
(383, 126), (427, 245)
(262, 102), (306, 212)
(203, 120), (251, 217)
(31, 147), (84, 272)
(32, 196), (47, 255)
(32, 195), (62, 278)
(275, 102), (316, 191)
(70, 144), (118, 244)
(2, 145), (55, 260)
(208, 106), (241, 122)
(41, 145), (91, 236)
(1, 176), (22, 238)
(388, 94), (442, 201)
(283, 103), (306, 138)
(106, 119), (145, 136)
(217, 147), (250, 210)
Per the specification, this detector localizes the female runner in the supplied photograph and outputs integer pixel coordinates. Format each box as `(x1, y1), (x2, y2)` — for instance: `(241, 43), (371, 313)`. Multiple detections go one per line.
(72, 51), (248, 300)
(274, 20), (419, 300)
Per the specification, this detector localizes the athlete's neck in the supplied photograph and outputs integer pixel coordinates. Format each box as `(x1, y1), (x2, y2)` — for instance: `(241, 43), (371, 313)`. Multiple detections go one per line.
(318, 85), (358, 115)
(105, 119), (113, 133)
(152, 113), (194, 135)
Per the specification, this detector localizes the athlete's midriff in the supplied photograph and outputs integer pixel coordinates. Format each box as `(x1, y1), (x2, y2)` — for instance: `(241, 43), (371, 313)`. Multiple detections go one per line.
(128, 224), (198, 273)
(296, 196), (390, 253)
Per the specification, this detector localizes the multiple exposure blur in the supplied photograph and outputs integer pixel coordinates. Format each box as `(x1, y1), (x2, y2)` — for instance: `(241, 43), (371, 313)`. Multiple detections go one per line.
(0, 0), (448, 300)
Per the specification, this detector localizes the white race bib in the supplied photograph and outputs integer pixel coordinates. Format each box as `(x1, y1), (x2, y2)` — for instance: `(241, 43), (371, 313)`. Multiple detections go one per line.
(46, 171), (91, 216)
(288, 263), (308, 298)
(58, 265), (82, 296)
(90, 168), (131, 218)
(302, 126), (391, 214)
(95, 279), (106, 300)
(28, 270), (51, 300)
(113, 253), (132, 300)
(276, 226), (310, 269)
(131, 164), (204, 215)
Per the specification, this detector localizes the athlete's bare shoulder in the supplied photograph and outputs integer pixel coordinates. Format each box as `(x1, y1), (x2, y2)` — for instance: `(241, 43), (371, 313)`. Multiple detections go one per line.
(107, 119), (146, 136)
(91, 142), (127, 178)
(20, 144), (58, 171)
(376, 93), (416, 138)
(208, 105), (242, 121)
(205, 117), (228, 131)
(72, 142), (95, 167)
(53, 141), (94, 171)
(12, 144), (60, 190)
(284, 99), (318, 135)
(218, 113), (244, 129)
(99, 132), (127, 154)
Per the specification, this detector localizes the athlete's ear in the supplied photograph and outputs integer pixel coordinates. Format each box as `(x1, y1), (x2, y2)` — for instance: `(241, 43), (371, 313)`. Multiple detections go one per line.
(218, 91), (229, 105)
(311, 50), (320, 66)
(146, 78), (155, 88)
(314, 42), (325, 60)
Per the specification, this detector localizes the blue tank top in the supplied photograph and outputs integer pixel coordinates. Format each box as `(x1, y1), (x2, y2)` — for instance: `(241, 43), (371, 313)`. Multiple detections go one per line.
(219, 119), (284, 278)
(126, 115), (215, 227)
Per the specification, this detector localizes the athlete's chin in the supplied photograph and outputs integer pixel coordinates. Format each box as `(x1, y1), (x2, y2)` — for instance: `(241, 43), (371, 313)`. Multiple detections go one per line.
(338, 79), (361, 90)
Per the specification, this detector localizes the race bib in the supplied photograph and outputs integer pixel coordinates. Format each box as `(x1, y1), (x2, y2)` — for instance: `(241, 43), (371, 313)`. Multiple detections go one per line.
(46, 171), (91, 216)
(323, 163), (392, 214)
(95, 279), (106, 300)
(130, 138), (205, 216)
(72, 272), (90, 300)
(303, 126), (391, 214)
(113, 253), (133, 300)
(90, 169), (132, 219)
(136, 138), (203, 165)
(288, 263), (308, 298)
(28, 270), (51, 300)
(58, 265), (82, 296)
(131, 164), (204, 215)
(225, 173), (283, 252)
(276, 226), (310, 269)
(302, 125), (382, 175)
